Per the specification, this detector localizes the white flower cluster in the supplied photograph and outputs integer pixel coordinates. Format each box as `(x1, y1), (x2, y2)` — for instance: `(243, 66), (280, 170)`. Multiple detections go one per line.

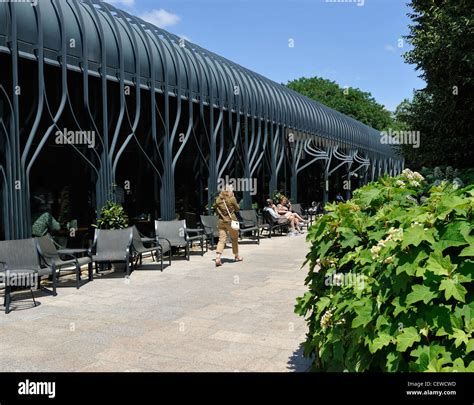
(370, 244), (382, 260)
(320, 308), (345, 329)
(387, 227), (404, 241)
(370, 227), (403, 260)
(395, 179), (406, 188)
(400, 168), (424, 187)
(320, 309), (334, 329)
(383, 256), (394, 264)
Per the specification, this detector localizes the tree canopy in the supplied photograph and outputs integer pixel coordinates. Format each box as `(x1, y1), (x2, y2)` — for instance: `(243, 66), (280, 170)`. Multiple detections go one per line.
(399, 0), (474, 169)
(286, 77), (394, 132)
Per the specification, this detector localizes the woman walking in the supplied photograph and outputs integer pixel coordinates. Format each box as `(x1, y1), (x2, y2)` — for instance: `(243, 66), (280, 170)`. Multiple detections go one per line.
(214, 185), (243, 267)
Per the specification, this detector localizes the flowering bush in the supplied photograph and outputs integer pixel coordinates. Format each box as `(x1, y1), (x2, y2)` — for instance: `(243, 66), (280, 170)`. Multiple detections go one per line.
(295, 170), (474, 371)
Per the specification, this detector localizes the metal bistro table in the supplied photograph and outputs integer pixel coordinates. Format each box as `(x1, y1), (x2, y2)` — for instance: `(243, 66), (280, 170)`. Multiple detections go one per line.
(1, 268), (39, 314)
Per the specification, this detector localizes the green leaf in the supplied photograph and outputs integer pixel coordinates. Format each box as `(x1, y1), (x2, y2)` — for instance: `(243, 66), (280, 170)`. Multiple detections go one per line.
(396, 248), (428, 276)
(439, 278), (467, 302)
(409, 344), (450, 372)
(426, 251), (456, 276)
(451, 328), (469, 348)
(406, 284), (437, 305)
(396, 327), (421, 352)
(317, 239), (333, 258)
(401, 225), (435, 249)
(338, 227), (361, 249)
(436, 221), (469, 251)
(436, 195), (468, 220)
(449, 358), (466, 372)
(459, 244), (474, 257)
(356, 187), (382, 207)
(467, 339), (474, 354)
(392, 296), (409, 317)
(352, 302), (373, 328)
(385, 352), (402, 372)
(369, 332), (394, 353)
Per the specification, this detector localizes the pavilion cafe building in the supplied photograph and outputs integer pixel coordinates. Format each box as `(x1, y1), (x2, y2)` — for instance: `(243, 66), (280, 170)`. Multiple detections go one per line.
(0, 0), (403, 242)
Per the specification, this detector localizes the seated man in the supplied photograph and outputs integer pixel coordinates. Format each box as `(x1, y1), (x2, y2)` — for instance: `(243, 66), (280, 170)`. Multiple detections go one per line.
(264, 199), (298, 235)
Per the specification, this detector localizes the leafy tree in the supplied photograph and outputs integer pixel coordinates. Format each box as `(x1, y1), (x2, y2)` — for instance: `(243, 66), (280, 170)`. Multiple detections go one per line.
(287, 77), (394, 132)
(400, 0), (474, 169)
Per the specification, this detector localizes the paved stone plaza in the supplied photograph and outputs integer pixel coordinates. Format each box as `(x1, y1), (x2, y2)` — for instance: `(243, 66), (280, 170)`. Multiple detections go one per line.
(0, 235), (312, 372)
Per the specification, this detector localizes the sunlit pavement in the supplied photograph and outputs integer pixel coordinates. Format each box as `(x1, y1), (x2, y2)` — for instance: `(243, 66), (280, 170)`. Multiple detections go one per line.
(0, 234), (312, 372)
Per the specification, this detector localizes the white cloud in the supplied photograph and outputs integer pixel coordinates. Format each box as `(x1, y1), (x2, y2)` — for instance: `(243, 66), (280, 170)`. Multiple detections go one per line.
(384, 44), (396, 53)
(107, 0), (136, 7)
(138, 9), (181, 28)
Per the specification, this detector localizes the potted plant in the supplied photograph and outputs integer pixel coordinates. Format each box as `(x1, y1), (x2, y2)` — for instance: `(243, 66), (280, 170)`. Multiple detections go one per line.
(93, 201), (129, 229)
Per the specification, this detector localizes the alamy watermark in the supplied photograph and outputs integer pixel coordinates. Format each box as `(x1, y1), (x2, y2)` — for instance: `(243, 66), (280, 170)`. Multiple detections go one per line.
(325, 272), (366, 290)
(217, 175), (257, 195)
(0, 271), (38, 288)
(0, 0), (38, 6)
(55, 128), (96, 149)
(18, 380), (55, 399)
(325, 0), (365, 6)
(380, 128), (420, 148)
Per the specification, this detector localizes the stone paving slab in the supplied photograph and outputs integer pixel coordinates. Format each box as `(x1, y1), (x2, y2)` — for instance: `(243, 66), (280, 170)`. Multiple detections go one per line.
(0, 234), (312, 372)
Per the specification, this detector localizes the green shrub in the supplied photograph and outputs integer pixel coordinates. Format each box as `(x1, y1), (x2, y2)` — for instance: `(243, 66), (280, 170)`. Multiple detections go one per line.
(94, 201), (129, 229)
(295, 169), (474, 372)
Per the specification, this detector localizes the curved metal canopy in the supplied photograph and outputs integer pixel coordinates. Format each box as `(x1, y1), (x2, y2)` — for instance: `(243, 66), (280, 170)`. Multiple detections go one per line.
(0, 0), (398, 158)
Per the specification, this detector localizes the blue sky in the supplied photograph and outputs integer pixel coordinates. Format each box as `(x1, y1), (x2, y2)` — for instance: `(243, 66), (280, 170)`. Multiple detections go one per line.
(108, 0), (424, 112)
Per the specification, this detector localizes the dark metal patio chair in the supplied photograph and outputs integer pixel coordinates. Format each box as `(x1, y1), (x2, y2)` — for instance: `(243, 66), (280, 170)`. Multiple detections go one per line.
(262, 210), (289, 238)
(199, 215), (219, 249)
(0, 266), (39, 314)
(89, 227), (134, 277)
(131, 226), (171, 271)
(154, 220), (205, 261)
(0, 238), (57, 313)
(36, 234), (93, 289)
(238, 210), (261, 245)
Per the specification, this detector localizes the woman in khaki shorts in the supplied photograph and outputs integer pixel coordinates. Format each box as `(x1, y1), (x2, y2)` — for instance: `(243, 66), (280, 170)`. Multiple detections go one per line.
(214, 186), (243, 267)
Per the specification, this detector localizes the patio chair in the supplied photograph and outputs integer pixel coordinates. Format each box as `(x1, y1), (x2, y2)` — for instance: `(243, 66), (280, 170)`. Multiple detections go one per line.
(131, 226), (171, 271)
(200, 215), (219, 249)
(238, 210), (261, 245)
(262, 210), (289, 238)
(0, 238), (58, 313)
(89, 227), (134, 277)
(36, 234), (93, 289)
(0, 266), (39, 314)
(307, 201), (324, 225)
(154, 220), (205, 261)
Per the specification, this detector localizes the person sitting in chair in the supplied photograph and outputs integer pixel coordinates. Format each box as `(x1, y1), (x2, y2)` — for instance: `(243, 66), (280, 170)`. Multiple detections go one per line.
(31, 196), (61, 237)
(264, 199), (299, 235)
(275, 197), (304, 233)
(278, 196), (308, 224)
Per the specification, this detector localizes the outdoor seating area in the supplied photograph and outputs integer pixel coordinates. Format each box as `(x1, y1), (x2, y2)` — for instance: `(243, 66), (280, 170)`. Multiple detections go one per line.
(0, 205), (315, 314)
(0, 234), (311, 372)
